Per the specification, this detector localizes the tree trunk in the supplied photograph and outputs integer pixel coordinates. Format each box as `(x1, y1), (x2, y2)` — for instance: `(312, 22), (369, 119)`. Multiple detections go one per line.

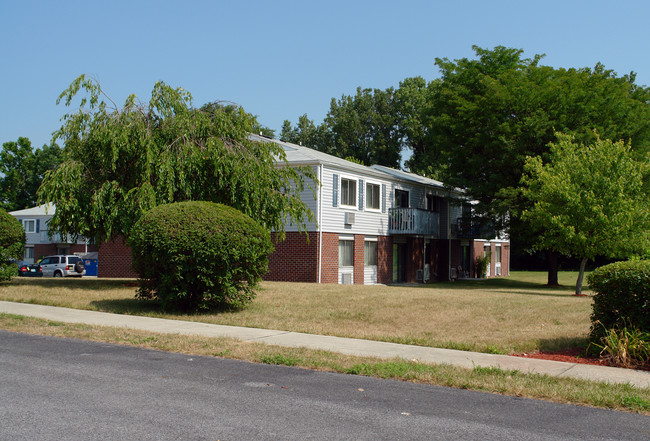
(575, 257), (588, 296)
(546, 250), (559, 286)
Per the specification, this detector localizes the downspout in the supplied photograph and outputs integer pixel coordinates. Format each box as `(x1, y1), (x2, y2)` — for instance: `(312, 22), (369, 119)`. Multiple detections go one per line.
(448, 202), (452, 281)
(318, 164), (323, 283)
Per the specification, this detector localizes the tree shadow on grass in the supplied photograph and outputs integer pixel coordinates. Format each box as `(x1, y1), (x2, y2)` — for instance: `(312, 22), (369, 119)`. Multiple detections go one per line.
(11, 277), (139, 292)
(90, 298), (164, 315)
(492, 289), (591, 299)
(89, 298), (237, 318)
(410, 278), (580, 294)
(537, 336), (591, 353)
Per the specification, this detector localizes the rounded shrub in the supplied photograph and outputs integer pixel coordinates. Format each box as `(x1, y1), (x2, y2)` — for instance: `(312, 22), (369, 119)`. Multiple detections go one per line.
(0, 208), (25, 282)
(128, 201), (273, 311)
(587, 259), (650, 341)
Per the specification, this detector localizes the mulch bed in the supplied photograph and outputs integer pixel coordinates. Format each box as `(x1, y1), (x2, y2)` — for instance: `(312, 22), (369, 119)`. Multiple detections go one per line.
(511, 347), (650, 371)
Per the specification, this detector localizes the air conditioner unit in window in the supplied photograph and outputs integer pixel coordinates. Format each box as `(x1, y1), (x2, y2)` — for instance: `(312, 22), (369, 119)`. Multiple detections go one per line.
(344, 212), (355, 225)
(341, 273), (353, 284)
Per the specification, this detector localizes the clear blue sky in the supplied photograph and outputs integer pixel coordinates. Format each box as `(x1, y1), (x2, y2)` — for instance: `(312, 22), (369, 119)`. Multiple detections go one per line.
(2, 0), (649, 150)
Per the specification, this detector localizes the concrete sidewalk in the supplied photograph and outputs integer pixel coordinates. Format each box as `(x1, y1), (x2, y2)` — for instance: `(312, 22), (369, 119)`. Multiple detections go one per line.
(1, 300), (648, 388)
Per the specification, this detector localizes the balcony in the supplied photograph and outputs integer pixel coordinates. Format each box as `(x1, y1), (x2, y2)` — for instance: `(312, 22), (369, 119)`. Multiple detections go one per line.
(389, 208), (439, 236)
(452, 217), (493, 239)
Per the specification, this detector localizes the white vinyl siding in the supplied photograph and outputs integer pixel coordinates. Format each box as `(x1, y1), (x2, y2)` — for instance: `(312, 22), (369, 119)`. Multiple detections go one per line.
(278, 167), (319, 233)
(320, 168), (389, 235)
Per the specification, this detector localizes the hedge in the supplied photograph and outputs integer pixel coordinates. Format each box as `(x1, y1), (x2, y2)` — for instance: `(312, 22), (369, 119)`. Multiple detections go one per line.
(0, 208), (25, 282)
(128, 201), (273, 311)
(587, 259), (650, 340)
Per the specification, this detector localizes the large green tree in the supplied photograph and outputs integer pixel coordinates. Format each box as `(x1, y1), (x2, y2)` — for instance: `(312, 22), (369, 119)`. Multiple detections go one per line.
(38, 75), (316, 244)
(0, 138), (62, 211)
(409, 46), (650, 284)
(282, 87), (403, 168)
(521, 133), (650, 295)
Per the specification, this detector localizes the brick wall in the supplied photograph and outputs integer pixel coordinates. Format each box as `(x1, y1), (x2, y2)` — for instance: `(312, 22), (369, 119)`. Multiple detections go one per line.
(500, 244), (510, 276)
(266, 232), (319, 282)
(377, 236), (392, 284)
(98, 236), (137, 278)
(353, 235), (365, 284)
(33, 243), (99, 261)
(406, 237), (424, 283)
(33, 244), (57, 260)
(320, 232), (339, 284)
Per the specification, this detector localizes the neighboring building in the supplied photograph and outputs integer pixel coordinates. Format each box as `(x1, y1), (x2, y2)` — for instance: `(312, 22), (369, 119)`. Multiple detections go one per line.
(9, 203), (98, 264)
(257, 135), (509, 284)
(13, 137), (509, 282)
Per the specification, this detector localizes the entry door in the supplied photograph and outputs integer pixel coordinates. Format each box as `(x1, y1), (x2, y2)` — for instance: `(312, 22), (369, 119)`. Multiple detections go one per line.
(484, 245), (491, 277)
(392, 243), (406, 283)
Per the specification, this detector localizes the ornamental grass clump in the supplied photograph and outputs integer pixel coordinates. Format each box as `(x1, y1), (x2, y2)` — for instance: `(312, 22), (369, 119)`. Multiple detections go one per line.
(128, 201), (273, 312)
(589, 324), (650, 369)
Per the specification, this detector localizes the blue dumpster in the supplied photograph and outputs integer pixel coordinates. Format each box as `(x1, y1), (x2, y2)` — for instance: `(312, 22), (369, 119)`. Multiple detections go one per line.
(82, 252), (98, 276)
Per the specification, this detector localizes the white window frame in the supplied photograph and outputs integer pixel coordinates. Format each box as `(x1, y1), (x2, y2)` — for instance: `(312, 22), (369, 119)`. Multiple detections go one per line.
(365, 181), (381, 212)
(364, 238), (378, 266)
(24, 246), (34, 260)
(22, 219), (36, 233)
(339, 176), (358, 208)
(339, 238), (354, 267)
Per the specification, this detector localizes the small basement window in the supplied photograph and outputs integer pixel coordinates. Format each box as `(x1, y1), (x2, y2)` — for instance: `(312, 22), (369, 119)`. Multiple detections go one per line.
(364, 241), (377, 266)
(339, 240), (354, 267)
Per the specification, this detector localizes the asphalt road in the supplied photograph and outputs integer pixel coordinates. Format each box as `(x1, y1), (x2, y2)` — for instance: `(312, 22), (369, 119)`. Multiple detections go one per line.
(0, 331), (647, 440)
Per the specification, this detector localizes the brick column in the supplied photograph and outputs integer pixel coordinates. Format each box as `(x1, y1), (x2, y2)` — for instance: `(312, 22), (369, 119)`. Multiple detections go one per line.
(354, 234), (365, 284)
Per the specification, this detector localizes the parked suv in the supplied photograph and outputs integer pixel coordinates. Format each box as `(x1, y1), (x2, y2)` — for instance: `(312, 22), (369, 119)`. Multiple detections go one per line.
(39, 255), (86, 278)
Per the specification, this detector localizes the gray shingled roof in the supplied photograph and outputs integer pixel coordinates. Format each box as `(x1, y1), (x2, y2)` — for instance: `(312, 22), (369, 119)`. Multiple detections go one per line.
(251, 134), (464, 194)
(9, 203), (55, 216)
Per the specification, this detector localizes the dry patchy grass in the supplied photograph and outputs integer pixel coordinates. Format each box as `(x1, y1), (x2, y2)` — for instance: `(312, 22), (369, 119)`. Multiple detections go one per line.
(0, 272), (593, 354)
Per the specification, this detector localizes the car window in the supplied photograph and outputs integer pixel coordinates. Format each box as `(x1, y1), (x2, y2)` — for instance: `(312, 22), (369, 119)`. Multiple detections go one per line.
(68, 256), (81, 264)
(52, 257), (60, 264)
(40, 258), (51, 265)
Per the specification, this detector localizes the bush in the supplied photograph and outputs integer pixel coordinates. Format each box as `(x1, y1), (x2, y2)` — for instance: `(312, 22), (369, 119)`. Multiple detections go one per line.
(128, 201), (273, 311)
(0, 208), (25, 282)
(587, 260), (650, 341)
(475, 251), (491, 278)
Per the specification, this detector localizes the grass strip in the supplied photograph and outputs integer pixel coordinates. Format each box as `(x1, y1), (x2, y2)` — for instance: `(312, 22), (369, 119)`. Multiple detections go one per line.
(1, 313), (647, 415)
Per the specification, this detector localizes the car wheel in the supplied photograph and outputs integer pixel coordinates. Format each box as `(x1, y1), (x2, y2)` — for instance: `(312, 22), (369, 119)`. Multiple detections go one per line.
(74, 261), (85, 273)
(54, 271), (62, 278)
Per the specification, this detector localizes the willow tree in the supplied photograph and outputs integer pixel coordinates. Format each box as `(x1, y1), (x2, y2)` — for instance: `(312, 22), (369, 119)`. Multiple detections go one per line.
(521, 133), (650, 295)
(38, 75), (316, 244)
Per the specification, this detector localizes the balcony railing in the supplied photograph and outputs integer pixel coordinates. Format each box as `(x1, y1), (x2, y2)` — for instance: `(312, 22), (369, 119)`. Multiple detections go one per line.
(389, 208), (439, 236)
(451, 217), (494, 239)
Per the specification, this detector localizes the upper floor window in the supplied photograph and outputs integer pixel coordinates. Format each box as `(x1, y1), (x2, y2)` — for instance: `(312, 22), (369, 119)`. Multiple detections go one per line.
(395, 189), (409, 208)
(340, 178), (357, 207)
(426, 194), (441, 212)
(366, 182), (380, 210)
(23, 219), (36, 233)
